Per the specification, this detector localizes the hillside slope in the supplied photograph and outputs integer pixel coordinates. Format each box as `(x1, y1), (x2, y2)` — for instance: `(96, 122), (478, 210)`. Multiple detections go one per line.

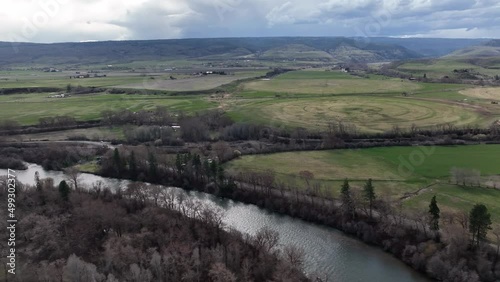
(0, 37), (420, 66)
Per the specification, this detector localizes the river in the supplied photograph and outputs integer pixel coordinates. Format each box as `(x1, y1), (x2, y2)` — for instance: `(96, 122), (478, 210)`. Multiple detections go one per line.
(1, 164), (428, 282)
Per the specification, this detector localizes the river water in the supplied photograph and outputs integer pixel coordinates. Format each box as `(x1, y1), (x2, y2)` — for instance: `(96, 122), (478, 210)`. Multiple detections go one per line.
(1, 164), (428, 282)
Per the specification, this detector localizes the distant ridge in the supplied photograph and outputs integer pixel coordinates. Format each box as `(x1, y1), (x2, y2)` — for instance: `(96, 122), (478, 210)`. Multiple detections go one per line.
(0, 37), (420, 66)
(444, 39), (500, 58)
(0, 37), (489, 67)
(485, 39), (500, 47)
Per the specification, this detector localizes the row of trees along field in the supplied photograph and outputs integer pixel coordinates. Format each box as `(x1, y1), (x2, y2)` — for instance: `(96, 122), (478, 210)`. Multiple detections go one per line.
(0, 175), (309, 282)
(96, 146), (500, 281)
(2, 106), (500, 145)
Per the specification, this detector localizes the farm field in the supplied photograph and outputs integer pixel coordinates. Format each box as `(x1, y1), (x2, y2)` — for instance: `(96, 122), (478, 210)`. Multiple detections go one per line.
(228, 96), (486, 132)
(0, 69), (267, 91)
(2, 69), (499, 132)
(1, 126), (126, 142)
(244, 70), (422, 94)
(0, 72), (146, 88)
(0, 93), (216, 125)
(226, 145), (500, 220)
(227, 145), (500, 183)
(460, 87), (500, 100)
(395, 58), (500, 79)
(405, 184), (500, 222)
(117, 70), (267, 91)
(226, 70), (500, 132)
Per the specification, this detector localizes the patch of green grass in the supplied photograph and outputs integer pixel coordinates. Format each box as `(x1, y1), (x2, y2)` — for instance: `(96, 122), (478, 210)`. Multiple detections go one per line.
(0, 93), (216, 125)
(3, 126), (126, 142)
(228, 96), (484, 133)
(397, 59), (500, 79)
(244, 70), (421, 94)
(276, 70), (356, 80)
(76, 161), (100, 174)
(227, 145), (500, 222)
(116, 70), (267, 91)
(405, 184), (500, 222)
(361, 145), (500, 179)
(228, 145), (500, 185)
(0, 74), (146, 89)
(227, 150), (403, 181)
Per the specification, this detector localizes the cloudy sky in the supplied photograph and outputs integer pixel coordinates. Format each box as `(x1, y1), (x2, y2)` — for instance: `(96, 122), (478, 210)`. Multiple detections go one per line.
(1, 0), (499, 43)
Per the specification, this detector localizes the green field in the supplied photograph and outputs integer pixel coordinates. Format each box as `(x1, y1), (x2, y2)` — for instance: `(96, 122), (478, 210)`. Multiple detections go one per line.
(0, 69), (267, 91)
(405, 184), (500, 222)
(2, 126), (125, 142)
(0, 93), (216, 125)
(244, 70), (421, 94)
(118, 70), (267, 91)
(396, 58), (500, 79)
(224, 70), (500, 132)
(228, 95), (486, 132)
(0, 72), (145, 88)
(226, 145), (500, 220)
(2, 69), (498, 132)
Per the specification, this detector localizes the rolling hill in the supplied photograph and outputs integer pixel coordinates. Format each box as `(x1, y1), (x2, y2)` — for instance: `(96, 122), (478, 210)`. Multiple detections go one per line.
(444, 39), (500, 58)
(0, 37), (421, 67)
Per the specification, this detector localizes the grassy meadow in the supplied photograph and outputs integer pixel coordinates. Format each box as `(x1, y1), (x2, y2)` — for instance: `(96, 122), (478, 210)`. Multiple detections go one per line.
(226, 145), (500, 220)
(228, 95), (485, 132)
(2, 126), (126, 142)
(3, 68), (499, 132)
(228, 69), (499, 133)
(0, 69), (267, 91)
(244, 70), (421, 94)
(118, 70), (267, 91)
(395, 58), (500, 79)
(0, 93), (216, 125)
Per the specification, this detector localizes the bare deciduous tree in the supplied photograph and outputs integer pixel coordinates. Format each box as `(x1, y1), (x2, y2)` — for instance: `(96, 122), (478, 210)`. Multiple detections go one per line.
(65, 167), (81, 191)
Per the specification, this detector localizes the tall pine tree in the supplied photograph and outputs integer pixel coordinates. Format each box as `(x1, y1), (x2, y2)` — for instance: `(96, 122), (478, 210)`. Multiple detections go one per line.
(469, 204), (492, 247)
(363, 178), (376, 219)
(341, 179), (355, 219)
(148, 152), (158, 181)
(58, 180), (71, 201)
(113, 148), (123, 177)
(129, 151), (137, 180)
(428, 195), (440, 234)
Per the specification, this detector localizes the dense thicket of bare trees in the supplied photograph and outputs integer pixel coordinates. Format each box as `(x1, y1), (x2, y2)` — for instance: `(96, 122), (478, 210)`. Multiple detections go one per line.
(0, 144), (105, 170)
(0, 178), (308, 282)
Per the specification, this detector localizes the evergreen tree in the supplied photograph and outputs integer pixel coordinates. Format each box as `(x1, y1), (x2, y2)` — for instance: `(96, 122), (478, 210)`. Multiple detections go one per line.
(175, 154), (183, 174)
(210, 161), (218, 181)
(363, 178), (376, 219)
(469, 204), (492, 247)
(58, 180), (71, 201)
(113, 148), (122, 176)
(148, 152), (158, 181)
(341, 179), (355, 219)
(217, 165), (225, 184)
(192, 154), (201, 181)
(428, 195), (440, 232)
(35, 171), (45, 205)
(129, 151), (137, 180)
(203, 159), (211, 180)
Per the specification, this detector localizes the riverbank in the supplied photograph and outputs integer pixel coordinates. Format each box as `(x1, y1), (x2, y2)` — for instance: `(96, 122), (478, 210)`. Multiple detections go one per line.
(0, 164), (428, 281)
(94, 147), (493, 282)
(0, 169), (308, 282)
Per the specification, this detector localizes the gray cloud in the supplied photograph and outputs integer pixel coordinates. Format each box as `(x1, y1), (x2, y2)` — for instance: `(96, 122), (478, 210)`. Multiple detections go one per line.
(0, 0), (499, 43)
